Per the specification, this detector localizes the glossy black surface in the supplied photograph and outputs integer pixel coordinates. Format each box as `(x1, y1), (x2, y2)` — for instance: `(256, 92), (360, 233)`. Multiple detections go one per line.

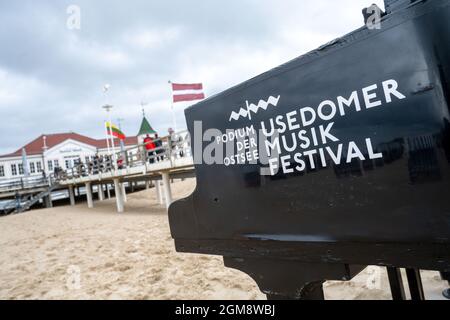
(169, 0), (450, 272)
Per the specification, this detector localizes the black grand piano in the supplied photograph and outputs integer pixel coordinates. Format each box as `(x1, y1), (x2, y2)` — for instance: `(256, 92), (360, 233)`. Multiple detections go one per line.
(169, 0), (450, 300)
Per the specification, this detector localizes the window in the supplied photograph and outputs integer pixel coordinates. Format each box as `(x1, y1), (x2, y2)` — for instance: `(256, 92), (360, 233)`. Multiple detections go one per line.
(11, 164), (17, 176)
(65, 160), (71, 169)
(48, 160), (53, 172)
(0, 165), (4, 177)
(54, 160), (59, 168)
(18, 164), (24, 175)
(36, 162), (42, 172)
(85, 156), (90, 164)
(30, 162), (36, 174)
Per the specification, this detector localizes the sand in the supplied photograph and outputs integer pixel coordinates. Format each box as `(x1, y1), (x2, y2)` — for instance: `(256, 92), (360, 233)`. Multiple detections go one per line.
(0, 178), (448, 300)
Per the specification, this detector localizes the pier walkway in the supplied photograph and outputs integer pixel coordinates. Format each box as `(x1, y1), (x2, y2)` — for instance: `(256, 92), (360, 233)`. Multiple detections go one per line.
(1, 131), (195, 214)
(57, 130), (195, 213)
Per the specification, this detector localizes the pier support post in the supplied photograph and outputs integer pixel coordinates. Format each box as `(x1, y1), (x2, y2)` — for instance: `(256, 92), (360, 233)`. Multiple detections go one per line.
(98, 184), (105, 201)
(159, 181), (165, 205)
(68, 185), (76, 206)
(122, 182), (127, 203)
(44, 194), (53, 208)
(161, 172), (173, 209)
(113, 179), (124, 213)
(155, 180), (164, 205)
(86, 182), (94, 209)
(155, 180), (160, 202)
(106, 184), (111, 199)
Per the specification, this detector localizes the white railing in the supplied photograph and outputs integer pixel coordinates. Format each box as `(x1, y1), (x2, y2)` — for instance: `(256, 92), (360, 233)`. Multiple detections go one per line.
(0, 174), (56, 193)
(57, 130), (192, 182)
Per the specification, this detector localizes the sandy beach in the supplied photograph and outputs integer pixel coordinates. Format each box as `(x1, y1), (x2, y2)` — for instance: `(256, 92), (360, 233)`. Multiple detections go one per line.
(0, 178), (448, 300)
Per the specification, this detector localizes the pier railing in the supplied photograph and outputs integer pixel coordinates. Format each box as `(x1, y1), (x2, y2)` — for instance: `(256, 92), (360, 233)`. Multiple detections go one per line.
(0, 175), (56, 193)
(58, 130), (192, 181)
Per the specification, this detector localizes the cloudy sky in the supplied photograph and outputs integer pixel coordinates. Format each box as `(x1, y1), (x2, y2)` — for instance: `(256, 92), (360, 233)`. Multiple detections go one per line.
(0, 0), (384, 154)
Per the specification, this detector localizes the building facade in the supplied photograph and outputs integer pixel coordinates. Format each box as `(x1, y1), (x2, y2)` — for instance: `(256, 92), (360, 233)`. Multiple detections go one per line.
(0, 132), (138, 182)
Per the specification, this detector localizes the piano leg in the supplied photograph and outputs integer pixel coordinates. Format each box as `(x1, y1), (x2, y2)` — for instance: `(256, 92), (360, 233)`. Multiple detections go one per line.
(387, 267), (406, 300)
(443, 289), (450, 299)
(441, 272), (450, 299)
(266, 282), (325, 300)
(298, 282), (325, 300)
(441, 271), (450, 282)
(405, 268), (425, 300)
(224, 257), (364, 300)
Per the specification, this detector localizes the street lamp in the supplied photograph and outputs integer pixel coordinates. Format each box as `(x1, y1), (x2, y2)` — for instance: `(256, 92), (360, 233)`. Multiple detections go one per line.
(102, 84), (118, 170)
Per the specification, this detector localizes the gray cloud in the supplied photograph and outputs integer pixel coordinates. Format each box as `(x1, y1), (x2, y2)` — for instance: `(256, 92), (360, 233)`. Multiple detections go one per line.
(0, 0), (384, 154)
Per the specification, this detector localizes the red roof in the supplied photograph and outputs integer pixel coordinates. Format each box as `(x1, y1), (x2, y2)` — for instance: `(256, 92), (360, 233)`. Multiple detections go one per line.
(0, 133), (139, 158)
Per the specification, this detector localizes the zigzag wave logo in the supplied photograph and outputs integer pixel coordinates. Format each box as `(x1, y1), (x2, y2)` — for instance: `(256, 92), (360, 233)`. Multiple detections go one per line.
(229, 95), (281, 122)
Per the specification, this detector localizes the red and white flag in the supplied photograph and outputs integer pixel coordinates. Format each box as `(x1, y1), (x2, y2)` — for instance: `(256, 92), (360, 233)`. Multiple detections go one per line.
(171, 82), (205, 103)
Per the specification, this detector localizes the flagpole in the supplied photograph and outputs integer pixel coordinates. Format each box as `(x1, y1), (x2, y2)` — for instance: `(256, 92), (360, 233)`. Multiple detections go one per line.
(102, 84), (116, 168)
(117, 118), (125, 154)
(117, 118), (126, 165)
(169, 80), (178, 132)
(105, 121), (111, 156)
(104, 106), (118, 171)
(108, 116), (117, 171)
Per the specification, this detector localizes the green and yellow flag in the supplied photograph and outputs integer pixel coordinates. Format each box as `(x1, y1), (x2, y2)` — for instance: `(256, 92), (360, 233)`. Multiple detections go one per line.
(106, 122), (126, 140)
